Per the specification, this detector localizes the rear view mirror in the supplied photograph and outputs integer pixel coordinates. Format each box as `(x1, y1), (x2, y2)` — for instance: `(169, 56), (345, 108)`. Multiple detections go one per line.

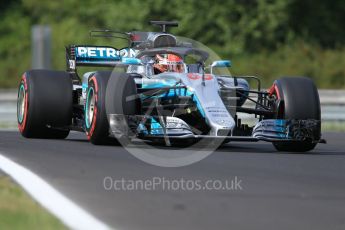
(210, 60), (231, 74)
(211, 60), (231, 67)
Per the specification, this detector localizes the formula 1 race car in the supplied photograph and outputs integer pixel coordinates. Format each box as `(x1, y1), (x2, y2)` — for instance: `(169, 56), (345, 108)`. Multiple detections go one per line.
(17, 21), (324, 152)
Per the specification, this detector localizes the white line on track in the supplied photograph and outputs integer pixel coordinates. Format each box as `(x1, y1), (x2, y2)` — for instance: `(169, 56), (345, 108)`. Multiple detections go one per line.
(0, 153), (113, 230)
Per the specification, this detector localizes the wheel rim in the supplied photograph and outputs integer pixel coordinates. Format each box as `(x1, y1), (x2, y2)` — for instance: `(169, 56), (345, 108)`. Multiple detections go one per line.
(85, 87), (95, 129)
(17, 84), (26, 123)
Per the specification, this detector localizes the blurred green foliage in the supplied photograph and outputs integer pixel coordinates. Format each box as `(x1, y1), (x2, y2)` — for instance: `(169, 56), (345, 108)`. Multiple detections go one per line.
(0, 0), (344, 88)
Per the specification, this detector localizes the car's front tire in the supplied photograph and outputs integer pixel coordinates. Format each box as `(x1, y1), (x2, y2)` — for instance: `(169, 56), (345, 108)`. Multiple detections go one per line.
(270, 77), (321, 152)
(105, 73), (141, 143)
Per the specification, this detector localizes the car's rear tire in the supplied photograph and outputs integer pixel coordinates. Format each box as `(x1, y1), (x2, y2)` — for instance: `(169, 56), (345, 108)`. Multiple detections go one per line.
(270, 77), (321, 152)
(17, 70), (72, 139)
(85, 71), (112, 145)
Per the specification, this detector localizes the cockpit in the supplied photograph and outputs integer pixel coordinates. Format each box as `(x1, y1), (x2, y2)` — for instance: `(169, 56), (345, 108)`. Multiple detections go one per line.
(127, 47), (209, 77)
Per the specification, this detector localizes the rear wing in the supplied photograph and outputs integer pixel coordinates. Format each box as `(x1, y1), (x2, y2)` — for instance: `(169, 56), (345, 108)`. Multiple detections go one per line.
(66, 45), (140, 72)
(66, 22), (180, 72)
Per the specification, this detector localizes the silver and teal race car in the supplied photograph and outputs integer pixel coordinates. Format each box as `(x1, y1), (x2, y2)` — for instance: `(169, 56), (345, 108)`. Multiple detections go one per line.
(17, 21), (324, 152)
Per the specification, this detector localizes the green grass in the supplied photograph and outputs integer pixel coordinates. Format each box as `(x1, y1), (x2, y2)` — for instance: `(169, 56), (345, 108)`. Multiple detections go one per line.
(228, 41), (345, 89)
(0, 175), (66, 230)
(322, 121), (345, 132)
(0, 122), (17, 130)
(1, 121), (344, 132)
(0, 37), (344, 89)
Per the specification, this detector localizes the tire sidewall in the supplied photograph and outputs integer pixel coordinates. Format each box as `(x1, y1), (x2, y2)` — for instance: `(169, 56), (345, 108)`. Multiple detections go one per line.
(17, 73), (30, 135)
(85, 72), (111, 143)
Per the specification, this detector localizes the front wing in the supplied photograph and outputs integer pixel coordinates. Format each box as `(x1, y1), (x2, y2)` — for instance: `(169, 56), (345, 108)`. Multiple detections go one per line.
(108, 114), (324, 144)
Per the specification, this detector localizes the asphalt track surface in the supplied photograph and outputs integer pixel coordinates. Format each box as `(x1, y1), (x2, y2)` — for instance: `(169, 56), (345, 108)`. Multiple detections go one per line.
(0, 131), (345, 230)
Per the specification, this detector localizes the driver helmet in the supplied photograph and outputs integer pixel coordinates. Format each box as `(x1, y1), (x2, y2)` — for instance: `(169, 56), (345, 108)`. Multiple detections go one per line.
(153, 54), (185, 74)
